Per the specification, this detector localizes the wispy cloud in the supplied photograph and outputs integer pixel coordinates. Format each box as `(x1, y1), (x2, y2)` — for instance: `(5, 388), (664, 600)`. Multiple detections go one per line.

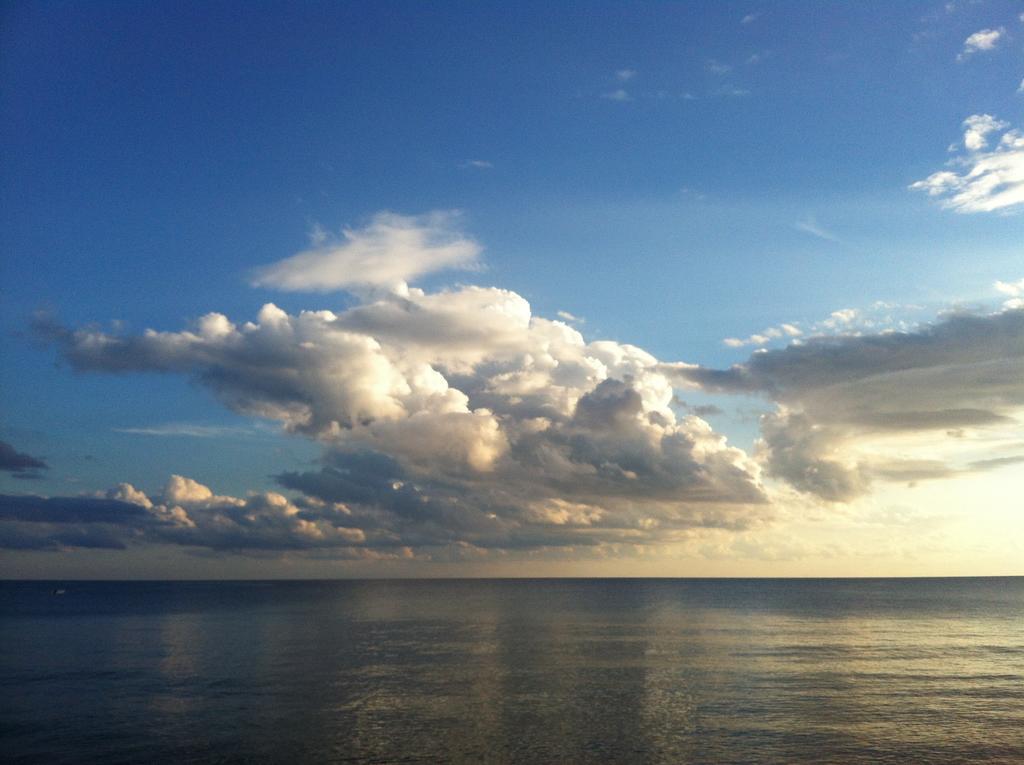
(795, 217), (841, 243)
(601, 88), (632, 102)
(741, 13), (760, 25)
(957, 27), (1005, 61)
(615, 68), (637, 82)
(556, 310), (584, 324)
(113, 423), (256, 438)
(706, 59), (733, 75)
(250, 210), (481, 293)
(461, 159), (493, 170)
(716, 85), (751, 97)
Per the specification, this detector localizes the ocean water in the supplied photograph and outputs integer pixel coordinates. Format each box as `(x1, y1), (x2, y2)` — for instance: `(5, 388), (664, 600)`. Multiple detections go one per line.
(1, 578), (1022, 764)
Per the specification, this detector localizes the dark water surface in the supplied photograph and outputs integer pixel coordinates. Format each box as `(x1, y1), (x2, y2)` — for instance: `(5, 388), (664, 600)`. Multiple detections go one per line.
(2, 578), (1022, 764)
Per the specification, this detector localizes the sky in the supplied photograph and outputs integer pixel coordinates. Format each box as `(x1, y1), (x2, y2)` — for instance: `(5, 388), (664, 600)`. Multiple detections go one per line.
(1, 0), (1022, 578)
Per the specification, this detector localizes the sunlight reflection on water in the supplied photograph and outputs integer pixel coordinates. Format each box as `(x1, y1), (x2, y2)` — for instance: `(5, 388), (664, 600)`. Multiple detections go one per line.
(2, 578), (1022, 763)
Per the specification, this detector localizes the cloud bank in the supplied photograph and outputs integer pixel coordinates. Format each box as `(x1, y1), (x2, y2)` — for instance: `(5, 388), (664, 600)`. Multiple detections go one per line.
(675, 307), (1024, 501)
(21, 209), (1024, 559)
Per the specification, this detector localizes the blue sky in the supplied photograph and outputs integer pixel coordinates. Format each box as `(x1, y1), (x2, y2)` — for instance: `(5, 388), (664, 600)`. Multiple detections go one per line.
(1, 1), (1022, 576)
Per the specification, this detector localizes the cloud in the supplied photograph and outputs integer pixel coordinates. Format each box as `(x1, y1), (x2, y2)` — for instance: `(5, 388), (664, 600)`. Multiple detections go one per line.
(556, 310), (584, 323)
(0, 476), (371, 553)
(957, 27), (1005, 60)
(996, 278), (1024, 296)
(38, 268), (770, 555)
(723, 323), (802, 349)
(910, 115), (1024, 213)
(0, 441), (48, 478)
(961, 114), (1009, 151)
(741, 13), (760, 24)
(675, 401), (724, 417)
(615, 69), (637, 82)
(36, 212), (1022, 559)
(706, 60), (733, 75)
(461, 159), (493, 170)
(996, 278), (1024, 310)
(113, 423), (254, 438)
(674, 306), (1024, 501)
(250, 211), (481, 294)
(795, 217), (841, 243)
(601, 89), (632, 102)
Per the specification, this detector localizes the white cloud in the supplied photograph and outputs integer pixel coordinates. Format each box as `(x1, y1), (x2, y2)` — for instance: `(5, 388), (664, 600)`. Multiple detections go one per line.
(113, 423), (253, 438)
(823, 308), (857, 327)
(250, 211), (481, 294)
(34, 215), (1024, 559)
(40, 261), (770, 554)
(462, 159), (493, 169)
(706, 60), (732, 75)
(957, 27), (1005, 60)
(795, 217), (841, 243)
(615, 69), (637, 82)
(995, 278), (1024, 296)
(996, 278), (1024, 310)
(723, 323), (804, 349)
(741, 13), (759, 24)
(910, 115), (1024, 213)
(722, 301), (932, 351)
(601, 89), (632, 102)
(962, 114), (1008, 151)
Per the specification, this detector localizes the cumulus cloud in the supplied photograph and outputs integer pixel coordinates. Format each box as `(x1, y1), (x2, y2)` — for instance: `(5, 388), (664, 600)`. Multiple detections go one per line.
(674, 306), (1024, 501)
(250, 211), (481, 294)
(996, 278), (1024, 310)
(0, 475), (371, 553)
(0, 441), (48, 479)
(910, 115), (1024, 213)
(957, 27), (1005, 60)
(37, 276), (769, 555)
(34, 212), (1022, 558)
(723, 323), (801, 349)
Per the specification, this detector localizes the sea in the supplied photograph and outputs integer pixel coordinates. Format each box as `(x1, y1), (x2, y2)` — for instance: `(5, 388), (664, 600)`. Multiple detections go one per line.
(1, 578), (1022, 764)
